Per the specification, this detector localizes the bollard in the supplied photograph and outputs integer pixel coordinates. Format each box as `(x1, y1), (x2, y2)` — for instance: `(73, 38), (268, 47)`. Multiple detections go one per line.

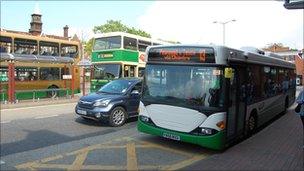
(32, 91), (36, 102)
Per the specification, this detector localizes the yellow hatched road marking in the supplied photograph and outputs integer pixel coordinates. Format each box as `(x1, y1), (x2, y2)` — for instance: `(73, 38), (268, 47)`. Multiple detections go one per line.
(126, 142), (138, 171)
(27, 163), (72, 169)
(40, 154), (63, 163)
(68, 151), (89, 171)
(82, 165), (126, 170)
(161, 154), (208, 170)
(139, 140), (194, 157)
(66, 145), (125, 156)
(15, 136), (211, 170)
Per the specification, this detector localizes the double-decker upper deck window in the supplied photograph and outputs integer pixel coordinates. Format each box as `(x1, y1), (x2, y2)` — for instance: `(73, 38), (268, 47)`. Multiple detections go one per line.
(94, 36), (121, 50)
(61, 44), (78, 58)
(152, 42), (161, 46)
(123, 37), (137, 50)
(0, 36), (12, 53)
(14, 38), (38, 55)
(138, 40), (151, 52)
(40, 41), (59, 56)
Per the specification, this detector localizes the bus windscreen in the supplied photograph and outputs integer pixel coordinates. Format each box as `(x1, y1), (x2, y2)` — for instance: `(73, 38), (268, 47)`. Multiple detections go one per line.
(148, 47), (215, 63)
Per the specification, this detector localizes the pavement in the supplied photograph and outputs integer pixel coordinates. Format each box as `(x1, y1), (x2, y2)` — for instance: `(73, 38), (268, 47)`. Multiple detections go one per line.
(0, 90), (303, 170)
(0, 94), (80, 110)
(183, 106), (304, 170)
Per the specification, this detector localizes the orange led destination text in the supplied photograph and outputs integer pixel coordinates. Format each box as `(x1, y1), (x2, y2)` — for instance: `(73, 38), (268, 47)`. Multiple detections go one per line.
(160, 49), (206, 62)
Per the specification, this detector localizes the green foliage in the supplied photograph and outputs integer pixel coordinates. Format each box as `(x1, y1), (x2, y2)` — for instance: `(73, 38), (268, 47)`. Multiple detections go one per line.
(93, 20), (151, 38)
(84, 38), (94, 56)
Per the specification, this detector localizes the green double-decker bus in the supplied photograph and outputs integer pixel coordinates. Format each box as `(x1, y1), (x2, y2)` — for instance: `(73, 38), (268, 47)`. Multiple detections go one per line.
(90, 32), (169, 92)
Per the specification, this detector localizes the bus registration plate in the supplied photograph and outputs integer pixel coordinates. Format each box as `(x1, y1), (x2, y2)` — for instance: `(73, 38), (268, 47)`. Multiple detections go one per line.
(77, 109), (87, 115)
(162, 132), (180, 141)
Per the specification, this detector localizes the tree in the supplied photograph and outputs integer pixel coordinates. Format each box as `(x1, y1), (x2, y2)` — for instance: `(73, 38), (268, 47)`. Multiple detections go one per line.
(93, 20), (151, 38)
(84, 38), (94, 57)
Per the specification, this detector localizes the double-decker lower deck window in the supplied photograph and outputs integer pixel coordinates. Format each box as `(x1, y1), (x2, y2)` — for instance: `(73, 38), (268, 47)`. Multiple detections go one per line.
(15, 67), (38, 81)
(40, 67), (60, 80)
(93, 64), (120, 80)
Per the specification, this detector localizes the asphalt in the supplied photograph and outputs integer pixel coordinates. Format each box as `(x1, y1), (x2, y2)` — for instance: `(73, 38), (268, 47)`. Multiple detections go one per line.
(0, 89), (303, 170)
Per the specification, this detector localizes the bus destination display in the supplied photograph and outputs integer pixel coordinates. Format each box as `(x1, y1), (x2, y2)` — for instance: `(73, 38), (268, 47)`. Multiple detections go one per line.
(148, 47), (215, 63)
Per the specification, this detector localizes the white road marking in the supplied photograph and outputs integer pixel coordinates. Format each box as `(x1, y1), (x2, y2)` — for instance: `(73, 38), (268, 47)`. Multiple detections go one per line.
(34, 115), (59, 119)
(0, 160), (5, 164)
(0, 120), (11, 124)
(1, 103), (76, 112)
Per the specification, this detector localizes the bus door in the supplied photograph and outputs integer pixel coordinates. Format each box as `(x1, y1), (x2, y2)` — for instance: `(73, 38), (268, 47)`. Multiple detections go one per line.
(123, 65), (136, 77)
(226, 67), (247, 143)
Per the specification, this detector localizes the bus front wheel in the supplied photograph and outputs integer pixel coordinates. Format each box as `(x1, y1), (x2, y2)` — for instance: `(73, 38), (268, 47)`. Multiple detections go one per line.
(47, 85), (59, 98)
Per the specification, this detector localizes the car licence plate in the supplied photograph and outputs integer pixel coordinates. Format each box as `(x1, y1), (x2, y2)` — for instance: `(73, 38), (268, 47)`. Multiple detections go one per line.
(162, 132), (180, 141)
(77, 109), (87, 115)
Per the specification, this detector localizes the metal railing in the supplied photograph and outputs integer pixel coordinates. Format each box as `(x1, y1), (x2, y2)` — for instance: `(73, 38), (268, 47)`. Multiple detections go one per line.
(16, 88), (71, 102)
(1, 88), (72, 104)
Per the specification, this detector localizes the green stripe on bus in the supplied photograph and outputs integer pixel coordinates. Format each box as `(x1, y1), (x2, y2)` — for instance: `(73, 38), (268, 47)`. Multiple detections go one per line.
(137, 119), (225, 150)
(91, 50), (139, 63)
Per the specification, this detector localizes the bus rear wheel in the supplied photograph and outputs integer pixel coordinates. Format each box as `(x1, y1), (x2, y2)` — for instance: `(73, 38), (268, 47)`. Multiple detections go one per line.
(247, 114), (257, 136)
(283, 97), (289, 114)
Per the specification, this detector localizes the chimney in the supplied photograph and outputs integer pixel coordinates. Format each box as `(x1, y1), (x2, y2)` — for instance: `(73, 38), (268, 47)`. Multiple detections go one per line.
(63, 25), (69, 38)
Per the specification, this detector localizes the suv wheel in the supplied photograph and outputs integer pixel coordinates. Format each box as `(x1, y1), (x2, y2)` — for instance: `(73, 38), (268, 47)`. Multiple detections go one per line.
(109, 107), (127, 127)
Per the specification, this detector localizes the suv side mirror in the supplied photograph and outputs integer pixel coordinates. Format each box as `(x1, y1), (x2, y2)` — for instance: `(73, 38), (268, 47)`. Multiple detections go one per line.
(131, 90), (140, 96)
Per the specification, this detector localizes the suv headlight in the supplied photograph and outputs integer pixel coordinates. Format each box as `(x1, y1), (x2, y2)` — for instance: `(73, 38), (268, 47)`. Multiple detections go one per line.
(93, 99), (111, 107)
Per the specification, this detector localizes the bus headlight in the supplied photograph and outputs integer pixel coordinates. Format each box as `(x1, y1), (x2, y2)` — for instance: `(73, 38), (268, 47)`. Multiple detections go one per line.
(93, 99), (110, 107)
(201, 128), (213, 135)
(139, 115), (150, 123)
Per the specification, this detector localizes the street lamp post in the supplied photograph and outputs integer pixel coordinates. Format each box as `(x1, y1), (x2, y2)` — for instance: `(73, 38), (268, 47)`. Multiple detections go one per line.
(213, 19), (236, 45)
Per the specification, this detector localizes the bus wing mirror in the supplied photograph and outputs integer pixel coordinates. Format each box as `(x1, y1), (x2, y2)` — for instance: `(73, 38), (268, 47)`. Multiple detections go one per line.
(131, 90), (140, 96)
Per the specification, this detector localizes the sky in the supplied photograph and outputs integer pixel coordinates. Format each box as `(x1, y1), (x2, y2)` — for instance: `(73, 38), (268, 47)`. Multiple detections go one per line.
(1, 1), (303, 50)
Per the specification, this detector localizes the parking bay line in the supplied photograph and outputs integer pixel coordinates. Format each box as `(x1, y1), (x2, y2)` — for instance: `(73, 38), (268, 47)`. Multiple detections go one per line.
(126, 142), (138, 171)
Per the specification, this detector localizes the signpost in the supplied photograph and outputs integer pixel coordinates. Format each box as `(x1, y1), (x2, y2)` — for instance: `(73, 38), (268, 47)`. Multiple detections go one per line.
(77, 58), (92, 96)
